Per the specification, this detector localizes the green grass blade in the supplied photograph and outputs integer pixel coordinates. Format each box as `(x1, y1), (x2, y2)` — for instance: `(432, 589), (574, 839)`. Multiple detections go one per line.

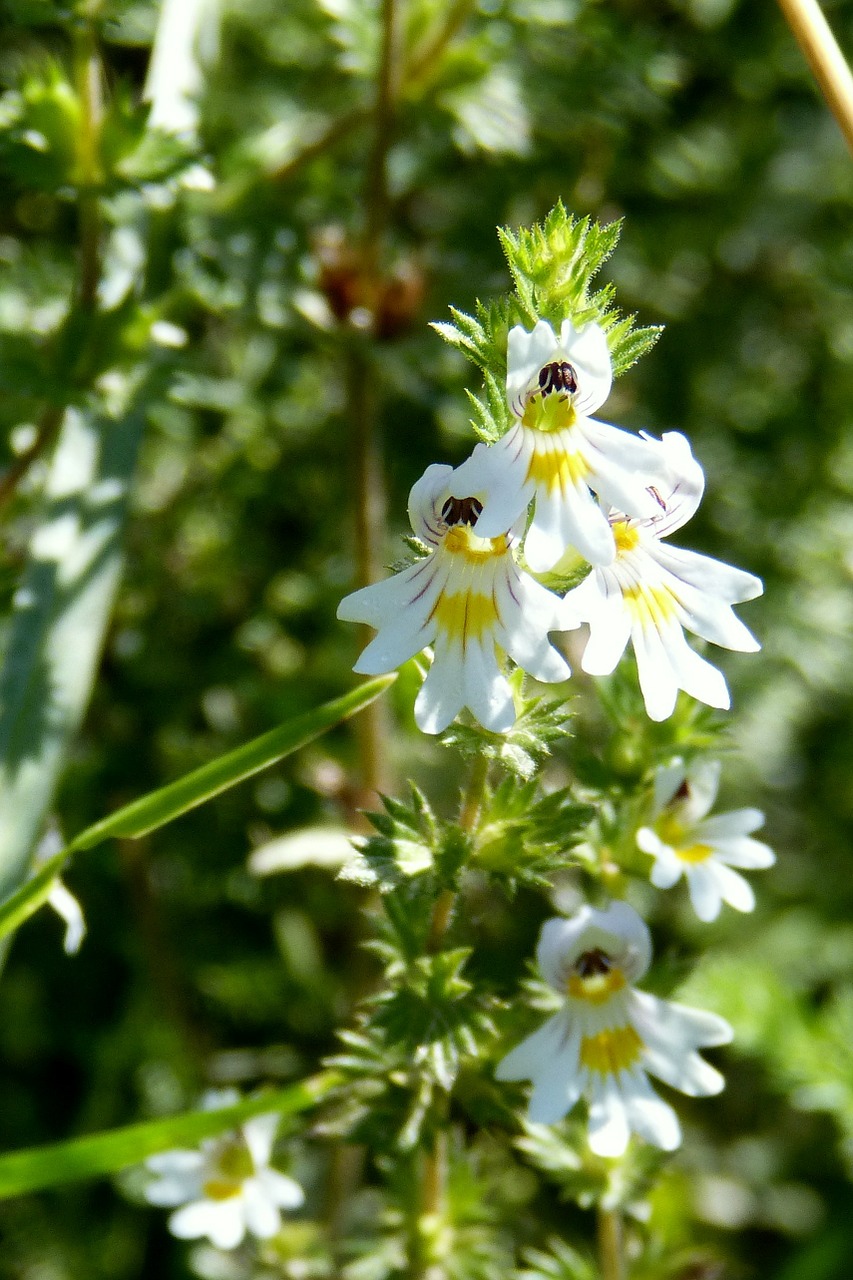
(0, 1071), (339, 1199)
(69, 674), (395, 849)
(0, 407), (144, 900)
(0, 675), (394, 944)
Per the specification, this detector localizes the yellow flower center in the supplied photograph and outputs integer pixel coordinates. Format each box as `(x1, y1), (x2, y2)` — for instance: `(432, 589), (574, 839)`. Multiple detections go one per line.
(654, 814), (712, 863)
(622, 582), (677, 626)
(579, 1025), (643, 1075)
(567, 967), (626, 1004)
(526, 444), (589, 493)
(521, 390), (577, 434)
(202, 1138), (254, 1200)
(443, 525), (506, 560)
(612, 520), (640, 554)
(433, 591), (499, 644)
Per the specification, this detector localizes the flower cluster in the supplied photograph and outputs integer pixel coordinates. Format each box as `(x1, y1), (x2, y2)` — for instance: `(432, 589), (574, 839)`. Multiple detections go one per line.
(339, 315), (762, 732)
(336, 298), (773, 1162)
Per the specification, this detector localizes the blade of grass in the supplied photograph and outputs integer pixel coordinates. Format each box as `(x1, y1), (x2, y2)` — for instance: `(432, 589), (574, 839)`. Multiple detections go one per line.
(0, 675), (395, 944)
(0, 1070), (340, 1199)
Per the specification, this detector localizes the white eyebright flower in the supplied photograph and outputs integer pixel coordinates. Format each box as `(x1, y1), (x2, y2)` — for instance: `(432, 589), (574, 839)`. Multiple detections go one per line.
(562, 431), (763, 721)
(337, 463), (578, 735)
(449, 319), (672, 571)
(496, 902), (732, 1157)
(144, 1093), (304, 1250)
(637, 758), (775, 922)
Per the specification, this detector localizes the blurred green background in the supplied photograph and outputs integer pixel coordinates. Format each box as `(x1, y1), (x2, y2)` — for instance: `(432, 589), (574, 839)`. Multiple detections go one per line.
(0, 0), (852, 1276)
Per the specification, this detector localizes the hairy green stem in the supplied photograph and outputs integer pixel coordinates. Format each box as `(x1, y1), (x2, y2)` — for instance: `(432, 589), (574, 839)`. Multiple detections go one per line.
(597, 1206), (626, 1280)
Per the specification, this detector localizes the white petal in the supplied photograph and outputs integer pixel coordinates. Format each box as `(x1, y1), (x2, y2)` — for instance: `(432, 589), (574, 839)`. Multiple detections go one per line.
(146, 1150), (205, 1177)
(712, 862), (756, 914)
(645, 847), (684, 891)
(622, 1070), (682, 1151)
(580, 590), (632, 676)
(557, 319), (612, 416)
(449, 430), (534, 539)
(653, 543), (763, 605)
(582, 421), (681, 521)
(145, 1173), (201, 1207)
(631, 991), (732, 1089)
(696, 809), (765, 840)
(243, 1180), (281, 1239)
(169, 1198), (245, 1249)
(259, 1168), (305, 1210)
(47, 881), (86, 954)
(495, 573), (573, 683)
(680, 758), (721, 820)
(632, 620), (680, 722)
(666, 631), (731, 712)
(528, 477), (615, 570)
(407, 463), (454, 544)
(587, 1075), (631, 1158)
(633, 431), (705, 536)
(650, 759), (688, 812)
(461, 633), (516, 732)
(685, 863), (724, 921)
(242, 1113), (279, 1168)
(506, 321), (560, 412)
(709, 835), (776, 870)
(339, 556), (443, 633)
(414, 637), (465, 734)
(496, 1012), (569, 1081)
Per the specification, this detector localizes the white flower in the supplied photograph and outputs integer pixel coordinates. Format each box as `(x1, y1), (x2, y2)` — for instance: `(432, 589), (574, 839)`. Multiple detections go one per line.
(36, 825), (85, 955)
(144, 1094), (304, 1250)
(636, 759), (775, 922)
(562, 431), (762, 721)
(144, 0), (221, 136)
(449, 319), (671, 571)
(496, 902), (732, 1157)
(337, 463), (578, 735)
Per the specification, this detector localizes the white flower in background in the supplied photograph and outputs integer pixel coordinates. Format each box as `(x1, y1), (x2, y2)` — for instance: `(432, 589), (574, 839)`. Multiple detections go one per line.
(337, 463), (578, 735)
(449, 319), (671, 571)
(144, 1093), (304, 1250)
(496, 902), (732, 1157)
(563, 431), (762, 721)
(144, 0), (222, 136)
(637, 759), (775, 922)
(35, 826), (85, 956)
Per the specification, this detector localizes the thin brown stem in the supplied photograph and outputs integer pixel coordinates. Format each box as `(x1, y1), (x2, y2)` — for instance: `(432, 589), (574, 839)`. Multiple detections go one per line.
(73, 24), (104, 312)
(347, 345), (389, 801)
(364, 0), (402, 266)
(270, 108), (370, 184)
(597, 1206), (626, 1280)
(776, 0), (853, 155)
(403, 0), (475, 93)
(0, 406), (64, 509)
(426, 753), (488, 952)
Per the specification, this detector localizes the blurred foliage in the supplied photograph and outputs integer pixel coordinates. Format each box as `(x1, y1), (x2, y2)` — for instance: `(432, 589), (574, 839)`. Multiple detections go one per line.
(0, 0), (852, 1277)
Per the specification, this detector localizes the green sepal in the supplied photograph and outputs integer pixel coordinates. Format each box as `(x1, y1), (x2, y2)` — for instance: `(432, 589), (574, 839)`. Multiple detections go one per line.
(441, 691), (573, 781)
(339, 783), (437, 891)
